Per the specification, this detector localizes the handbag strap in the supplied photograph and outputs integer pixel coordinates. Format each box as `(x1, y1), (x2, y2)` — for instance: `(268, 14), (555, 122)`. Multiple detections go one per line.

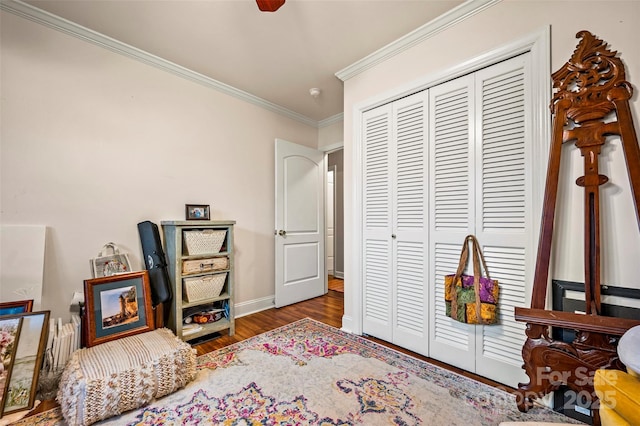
(450, 235), (490, 323)
(470, 237), (483, 323)
(450, 238), (470, 321)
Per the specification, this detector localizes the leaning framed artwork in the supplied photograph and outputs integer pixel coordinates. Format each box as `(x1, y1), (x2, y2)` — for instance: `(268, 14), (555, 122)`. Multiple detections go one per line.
(84, 270), (155, 347)
(0, 300), (33, 316)
(0, 317), (21, 415)
(0, 310), (49, 417)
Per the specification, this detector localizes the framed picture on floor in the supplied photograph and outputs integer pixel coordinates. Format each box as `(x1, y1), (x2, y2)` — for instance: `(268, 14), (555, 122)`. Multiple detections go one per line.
(1, 310), (50, 417)
(84, 270), (155, 347)
(0, 316), (21, 414)
(0, 300), (33, 317)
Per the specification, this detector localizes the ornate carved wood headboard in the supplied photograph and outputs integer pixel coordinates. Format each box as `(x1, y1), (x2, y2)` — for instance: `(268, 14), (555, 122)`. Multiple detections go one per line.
(513, 31), (640, 424)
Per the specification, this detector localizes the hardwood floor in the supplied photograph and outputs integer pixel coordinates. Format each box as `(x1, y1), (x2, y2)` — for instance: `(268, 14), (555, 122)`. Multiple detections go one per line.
(194, 288), (516, 395)
(327, 275), (344, 292)
(193, 288), (344, 356)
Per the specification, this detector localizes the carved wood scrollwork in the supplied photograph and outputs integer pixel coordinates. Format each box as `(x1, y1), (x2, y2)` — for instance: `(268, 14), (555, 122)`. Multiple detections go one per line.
(516, 325), (624, 413)
(514, 31), (640, 425)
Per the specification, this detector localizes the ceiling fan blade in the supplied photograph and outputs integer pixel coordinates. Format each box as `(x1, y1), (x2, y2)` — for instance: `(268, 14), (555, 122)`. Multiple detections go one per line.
(256, 0), (285, 12)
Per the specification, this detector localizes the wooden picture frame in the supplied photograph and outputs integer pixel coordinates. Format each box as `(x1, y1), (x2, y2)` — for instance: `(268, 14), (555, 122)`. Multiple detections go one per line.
(185, 204), (210, 221)
(84, 270), (155, 348)
(0, 317), (21, 415)
(0, 300), (33, 316)
(0, 310), (49, 417)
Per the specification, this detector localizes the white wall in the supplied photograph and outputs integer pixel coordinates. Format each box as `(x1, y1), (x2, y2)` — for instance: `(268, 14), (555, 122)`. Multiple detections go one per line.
(342, 0), (640, 330)
(0, 11), (318, 320)
(318, 119), (344, 150)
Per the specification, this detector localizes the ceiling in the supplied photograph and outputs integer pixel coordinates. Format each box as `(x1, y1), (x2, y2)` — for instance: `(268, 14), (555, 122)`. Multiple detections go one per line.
(23, 0), (464, 124)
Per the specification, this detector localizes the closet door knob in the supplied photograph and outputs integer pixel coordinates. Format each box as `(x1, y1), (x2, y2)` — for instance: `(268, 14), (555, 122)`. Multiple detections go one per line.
(391, 234), (396, 239)
(278, 230), (287, 236)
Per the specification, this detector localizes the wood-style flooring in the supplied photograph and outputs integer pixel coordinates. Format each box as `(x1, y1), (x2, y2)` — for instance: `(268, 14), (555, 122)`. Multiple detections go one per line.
(193, 281), (344, 356)
(327, 275), (344, 292)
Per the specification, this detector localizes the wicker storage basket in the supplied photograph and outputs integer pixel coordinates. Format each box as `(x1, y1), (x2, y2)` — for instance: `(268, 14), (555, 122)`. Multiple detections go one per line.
(183, 229), (226, 255)
(182, 257), (229, 275)
(183, 273), (227, 302)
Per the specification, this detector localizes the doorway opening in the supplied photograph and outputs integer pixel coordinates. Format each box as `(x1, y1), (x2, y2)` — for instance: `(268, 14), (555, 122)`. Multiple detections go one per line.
(326, 148), (344, 294)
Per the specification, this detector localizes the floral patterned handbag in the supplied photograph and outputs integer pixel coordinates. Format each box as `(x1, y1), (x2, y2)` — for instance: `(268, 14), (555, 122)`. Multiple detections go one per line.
(444, 235), (499, 325)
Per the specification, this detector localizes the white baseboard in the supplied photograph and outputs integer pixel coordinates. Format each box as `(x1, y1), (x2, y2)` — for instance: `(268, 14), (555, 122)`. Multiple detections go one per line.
(234, 295), (355, 337)
(333, 271), (344, 279)
(234, 295), (275, 318)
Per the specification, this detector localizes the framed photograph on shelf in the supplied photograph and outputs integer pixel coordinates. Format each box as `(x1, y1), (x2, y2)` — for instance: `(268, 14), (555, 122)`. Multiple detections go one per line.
(185, 204), (210, 221)
(84, 270), (154, 348)
(0, 310), (50, 417)
(0, 300), (33, 316)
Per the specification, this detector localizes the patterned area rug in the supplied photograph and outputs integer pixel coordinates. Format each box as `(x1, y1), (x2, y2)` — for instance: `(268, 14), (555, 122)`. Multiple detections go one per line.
(12, 318), (583, 425)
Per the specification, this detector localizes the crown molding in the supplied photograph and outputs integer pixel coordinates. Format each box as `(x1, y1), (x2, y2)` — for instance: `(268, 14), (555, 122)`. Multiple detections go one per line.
(335, 0), (502, 81)
(0, 0), (319, 128)
(318, 113), (344, 128)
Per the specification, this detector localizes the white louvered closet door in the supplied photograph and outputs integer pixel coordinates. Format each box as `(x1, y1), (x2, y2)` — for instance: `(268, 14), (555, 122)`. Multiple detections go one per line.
(362, 105), (393, 341)
(362, 91), (429, 354)
(473, 55), (530, 386)
(391, 92), (429, 355)
(428, 74), (477, 372)
(428, 54), (533, 387)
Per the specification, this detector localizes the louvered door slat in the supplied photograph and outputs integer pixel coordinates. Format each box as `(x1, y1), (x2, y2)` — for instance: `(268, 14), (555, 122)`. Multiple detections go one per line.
(362, 106), (393, 341)
(396, 100), (426, 230)
(480, 245), (527, 367)
(474, 55), (531, 387)
(481, 65), (526, 234)
(433, 83), (470, 232)
(428, 74), (476, 372)
(396, 241), (425, 335)
(391, 92), (429, 356)
(364, 239), (391, 322)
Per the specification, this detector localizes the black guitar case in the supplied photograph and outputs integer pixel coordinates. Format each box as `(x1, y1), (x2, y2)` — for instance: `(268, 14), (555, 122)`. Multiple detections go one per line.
(137, 221), (172, 307)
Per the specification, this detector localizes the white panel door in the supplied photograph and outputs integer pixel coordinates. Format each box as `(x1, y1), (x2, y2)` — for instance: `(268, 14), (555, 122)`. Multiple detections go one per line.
(391, 92), (429, 355)
(428, 74), (477, 372)
(362, 106), (393, 341)
(275, 139), (326, 308)
(473, 55), (530, 387)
